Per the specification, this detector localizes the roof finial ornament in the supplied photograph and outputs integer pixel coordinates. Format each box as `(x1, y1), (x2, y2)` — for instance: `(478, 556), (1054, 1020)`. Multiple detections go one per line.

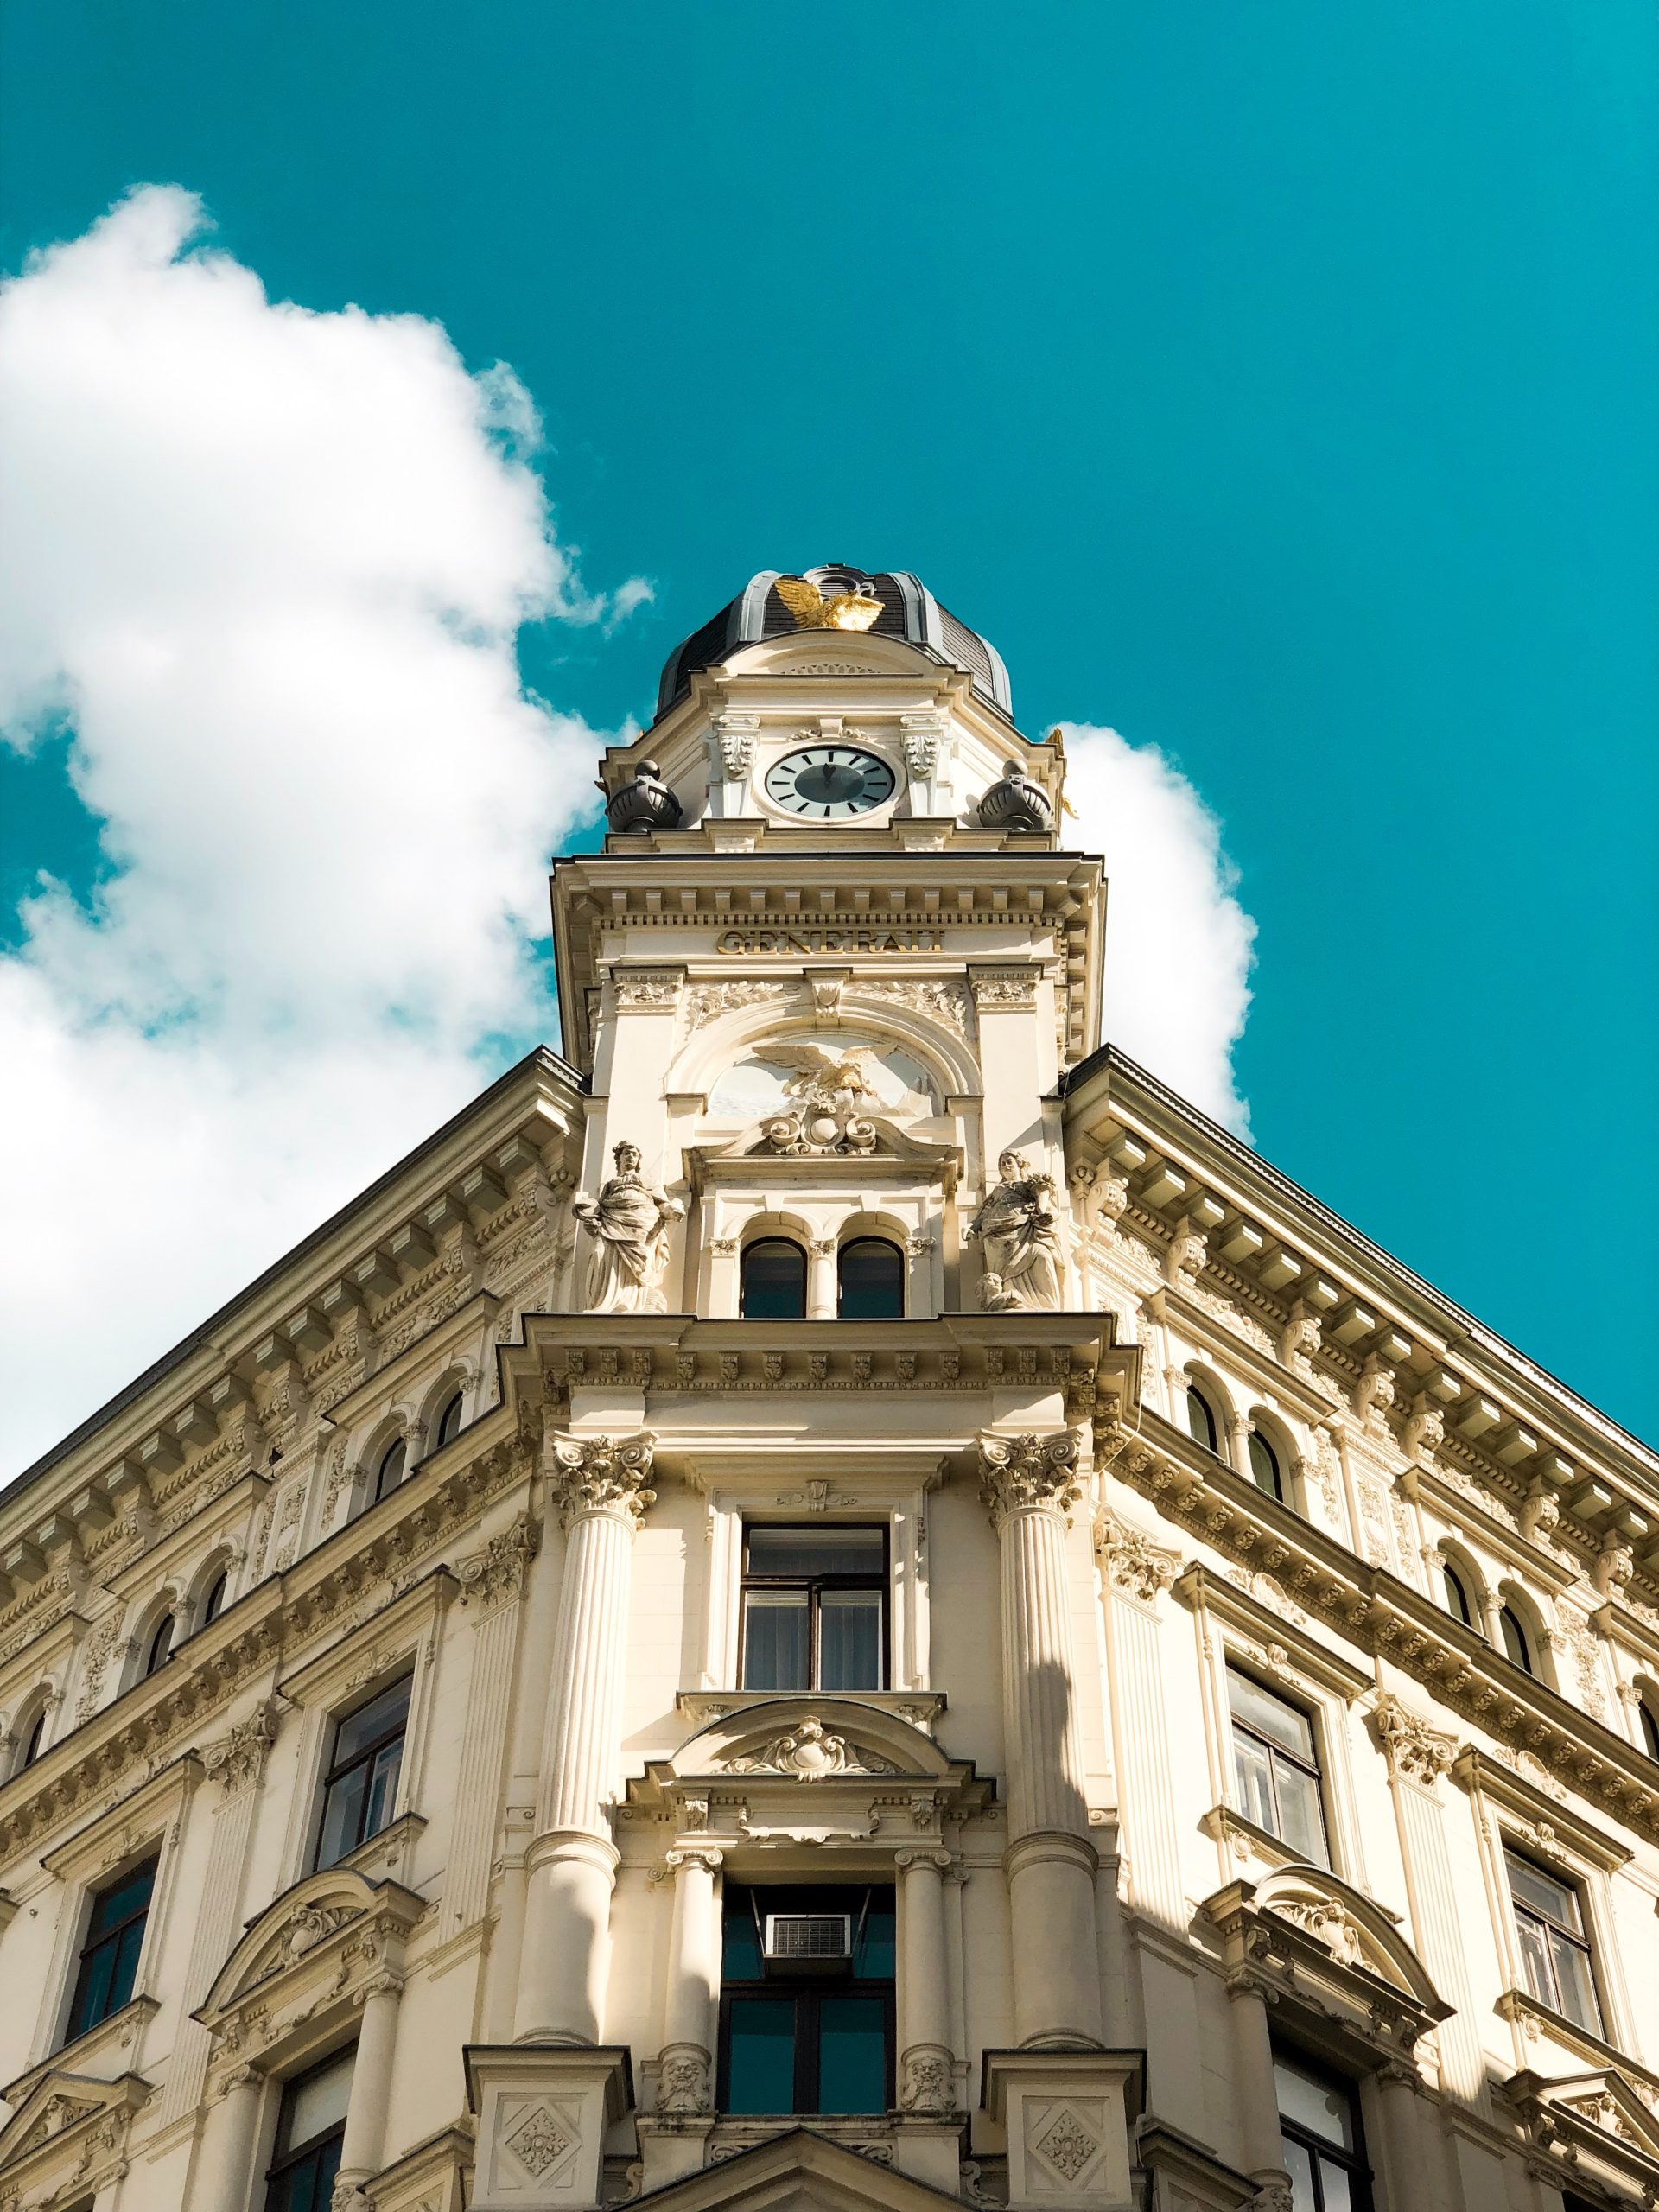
(774, 574), (884, 632)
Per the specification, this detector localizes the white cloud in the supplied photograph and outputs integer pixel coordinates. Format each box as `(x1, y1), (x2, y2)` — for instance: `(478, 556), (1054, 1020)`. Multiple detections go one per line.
(1058, 722), (1256, 1135)
(0, 187), (645, 1475)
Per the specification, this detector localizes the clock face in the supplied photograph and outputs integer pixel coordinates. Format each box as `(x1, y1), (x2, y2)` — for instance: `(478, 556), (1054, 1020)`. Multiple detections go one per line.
(763, 744), (897, 819)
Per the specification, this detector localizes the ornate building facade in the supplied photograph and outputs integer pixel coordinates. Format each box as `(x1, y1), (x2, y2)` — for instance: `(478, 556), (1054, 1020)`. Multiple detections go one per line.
(3, 564), (1659, 2212)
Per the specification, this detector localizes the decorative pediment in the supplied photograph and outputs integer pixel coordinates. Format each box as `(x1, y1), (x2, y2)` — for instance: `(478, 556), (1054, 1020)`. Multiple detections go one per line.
(611, 2121), (972, 2212)
(196, 1866), (427, 2082)
(689, 1118), (959, 1187)
(1509, 2067), (1659, 2194)
(1204, 1865), (1450, 2060)
(0, 2069), (149, 2202)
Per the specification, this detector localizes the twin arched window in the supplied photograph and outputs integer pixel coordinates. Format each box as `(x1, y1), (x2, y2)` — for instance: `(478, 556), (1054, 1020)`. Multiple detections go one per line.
(738, 1237), (905, 1320)
(1440, 1557), (1540, 1676)
(1185, 1384), (1284, 1503)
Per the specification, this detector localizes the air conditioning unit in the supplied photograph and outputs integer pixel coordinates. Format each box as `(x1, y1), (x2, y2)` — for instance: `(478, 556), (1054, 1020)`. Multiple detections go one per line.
(763, 1913), (853, 1976)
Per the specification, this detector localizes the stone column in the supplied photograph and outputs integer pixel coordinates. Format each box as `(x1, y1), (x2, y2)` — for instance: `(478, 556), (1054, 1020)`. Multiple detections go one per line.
(516, 1432), (655, 2044)
(1226, 1974), (1290, 2201)
(658, 1847), (723, 2113)
(978, 1430), (1103, 2050)
(1376, 2063), (1432, 2209)
(897, 1848), (957, 2114)
(334, 1974), (403, 2202)
(807, 1238), (837, 1320)
(189, 2069), (262, 2209)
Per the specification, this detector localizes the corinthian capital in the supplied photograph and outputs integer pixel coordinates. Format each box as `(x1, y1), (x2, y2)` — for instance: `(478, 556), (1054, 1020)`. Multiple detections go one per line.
(977, 1429), (1083, 1525)
(1371, 1693), (1457, 1789)
(202, 1700), (280, 1795)
(547, 1431), (657, 1526)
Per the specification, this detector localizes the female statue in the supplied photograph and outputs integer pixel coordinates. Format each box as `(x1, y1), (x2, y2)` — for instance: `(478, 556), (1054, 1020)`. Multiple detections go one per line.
(964, 1148), (1066, 1310)
(571, 1141), (685, 1313)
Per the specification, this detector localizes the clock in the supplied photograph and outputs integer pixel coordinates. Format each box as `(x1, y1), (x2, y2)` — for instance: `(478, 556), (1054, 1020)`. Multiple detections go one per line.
(763, 743), (897, 819)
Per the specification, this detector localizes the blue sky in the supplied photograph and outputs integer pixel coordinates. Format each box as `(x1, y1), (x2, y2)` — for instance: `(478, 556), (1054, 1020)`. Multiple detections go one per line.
(1, 0), (1655, 1451)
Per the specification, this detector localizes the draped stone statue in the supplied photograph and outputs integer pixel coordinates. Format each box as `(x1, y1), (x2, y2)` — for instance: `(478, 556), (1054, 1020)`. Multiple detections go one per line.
(964, 1148), (1066, 1310)
(571, 1141), (684, 1313)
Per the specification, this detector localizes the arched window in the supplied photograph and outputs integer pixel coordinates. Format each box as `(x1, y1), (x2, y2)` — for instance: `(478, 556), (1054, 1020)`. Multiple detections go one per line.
(1499, 1605), (1534, 1675)
(741, 1239), (807, 1319)
(1247, 1430), (1283, 1501)
(17, 1707), (46, 1771)
(373, 1437), (408, 1505)
(1442, 1563), (1476, 1627)
(200, 1572), (227, 1628)
(1185, 1385), (1219, 1455)
(1640, 1701), (1659, 1764)
(144, 1613), (175, 1676)
(435, 1390), (465, 1448)
(837, 1238), (905, 1319)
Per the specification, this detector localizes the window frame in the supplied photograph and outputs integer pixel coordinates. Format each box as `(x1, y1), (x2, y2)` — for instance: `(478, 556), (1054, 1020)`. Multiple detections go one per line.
(1224, 1662), (1331, 1866)
(1503, 1844), (1604, 2035)
(717, 1883), (895, 2116)
(65, 1853), (159, 2045)
(264, 2046), (353, 2211)
(1274, 2048), (1373, 2212)
(313, 1673), (413, 1873)
(738, 1522), (890, 1694)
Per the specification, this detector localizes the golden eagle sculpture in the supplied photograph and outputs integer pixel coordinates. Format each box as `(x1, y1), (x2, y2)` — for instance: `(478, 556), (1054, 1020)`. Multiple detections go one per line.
(774, 575), (884, 632)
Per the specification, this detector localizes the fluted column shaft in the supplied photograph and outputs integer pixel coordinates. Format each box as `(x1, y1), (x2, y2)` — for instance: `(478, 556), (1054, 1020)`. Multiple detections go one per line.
(517, 1433), (654, 2046)
(335, 1976), (402, 2195)
(980, 1431), (1102, 2051)
(189, 2071), (261, 2209)
(1376, 2066), (1431, 2207)
(898, 1848), (956, 2114)
(1228, 1976), (1291, 2192)
(658, 1847), (723, 2113)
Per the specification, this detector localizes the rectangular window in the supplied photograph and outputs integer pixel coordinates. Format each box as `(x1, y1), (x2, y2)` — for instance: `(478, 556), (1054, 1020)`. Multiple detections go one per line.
(1274, 2050), (1372, 2212)
(719, 1884), (894, 2114)
(1505, 1848), (1603, 2032)
(66, 1855), (158, 2043)
(315, 1675), (410, 1872)
(1226, 1666), (1328, 1866)
(740, 1527), (887, 1694)
(265, 2047), (353, 2211)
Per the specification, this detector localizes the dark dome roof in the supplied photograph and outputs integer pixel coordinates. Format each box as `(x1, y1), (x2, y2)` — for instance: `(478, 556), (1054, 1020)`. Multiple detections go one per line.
(655, 566), (1013, 720)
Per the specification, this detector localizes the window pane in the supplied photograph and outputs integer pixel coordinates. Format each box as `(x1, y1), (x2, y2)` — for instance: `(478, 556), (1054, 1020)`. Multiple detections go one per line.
(1281, 2136), (1319, 2212)
(317, 1765), (368, 1869)
(851, 1899), (896, 1980)
(725, 1995), (798, 2113)
(742, 1592), (810, 1689)
(70, 1944), (117, 2037)
(1514, 1910), (1557, 2009)
(1231, 1732), (1279, 1834)
(745, 1528), (884, 1577)
(107, 1920), (146, 2014)
(1248, 1433), (1281, 1497)
(436, 1392), (464, 1446)
(837, 1240), (904, 1319)
(1548, 1927), (1602, 2031)
(817, 1993), (887, 2113)
(1442, 1566), (1472, 1624)
(376, 1439), (406, 1498)
(201, 1573), (226, 1624)
(819, 1592), (883, 1692)
(1273, 1758), (1329, 1866)
(741, 1242), (807, 1319)
(334, 1677), (411, 1766)
(88, 1859), (156, 1939)
(1275, 2056), (1355, 2149)
(1185, 1388), (1217, 1452)
(1505, 1852), (1578, 1930)
(722, 1908), (764, 1980)
(1228, 1669), (1316, 1760)
(363, 1739), (404, 1840)
(1319, 2154), (1356, 2212)
(1499, 1607), (1533, 1672)
(279, 2049), (355, 2153)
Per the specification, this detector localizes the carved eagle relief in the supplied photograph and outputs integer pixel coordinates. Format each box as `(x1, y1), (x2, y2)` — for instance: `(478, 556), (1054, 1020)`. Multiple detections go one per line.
(753, 1041), (881, 1105)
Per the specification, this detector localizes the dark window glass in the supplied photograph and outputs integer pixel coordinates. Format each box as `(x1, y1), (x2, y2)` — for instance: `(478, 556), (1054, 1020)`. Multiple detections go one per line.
(200, 1573), (227, 1627)
(1499, 1606), (1533, 1675)
(435, 1391), (465, 1448)
(1227, 1667), (1328, 1865)
(1274, 2053), (1371, 2212)
(741, 1240), (807, 1319)
(144, 1614), (175, 1676)
(836, 1239), (904, 1319)
(1642, 1704), (1659, 1764)
(373, 1438), (408, 1505)
(1248, 1431), (1283, 1501)
(1505, 1848), (1602, 2031)
(740, 1526), (886, 1693)
(67, 1856), (157, 2042)
(315, 1676), (411, 1870)
(21, 1708), (47, 1769)
(1442, 1564), (1474, 1626)
(719, 1885), (893, 2113)
(265, 2048), (353, 2212)
(1185, 1387), (1218, 1453)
